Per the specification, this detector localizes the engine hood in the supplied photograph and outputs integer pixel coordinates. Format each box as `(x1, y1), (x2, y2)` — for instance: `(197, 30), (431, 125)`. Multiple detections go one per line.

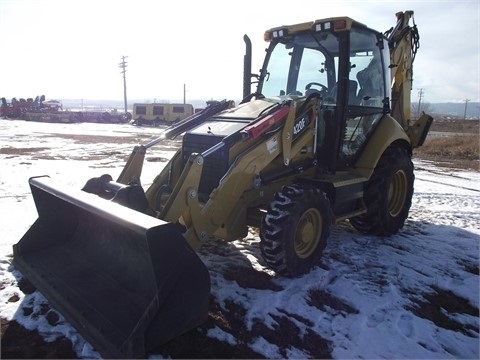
(215, 98), (280, 120)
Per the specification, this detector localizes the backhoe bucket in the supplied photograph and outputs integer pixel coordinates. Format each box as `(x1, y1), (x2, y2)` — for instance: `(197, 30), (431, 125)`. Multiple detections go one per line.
(13, 176), (211, 359)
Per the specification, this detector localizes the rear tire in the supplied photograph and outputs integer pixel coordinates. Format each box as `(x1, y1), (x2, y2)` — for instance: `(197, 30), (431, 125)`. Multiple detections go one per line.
(350, 146), (414, 235)
(260, 183), (331, 277)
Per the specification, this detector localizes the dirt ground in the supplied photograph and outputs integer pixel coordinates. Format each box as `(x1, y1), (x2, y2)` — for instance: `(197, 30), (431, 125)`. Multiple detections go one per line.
(1, 115), (478, 359)
(428, 115), (479, 134)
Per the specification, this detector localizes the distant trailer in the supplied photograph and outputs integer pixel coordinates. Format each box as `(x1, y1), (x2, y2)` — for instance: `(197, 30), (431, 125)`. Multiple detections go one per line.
(23, 111), (131, 124)
(132, 103), (194, 126)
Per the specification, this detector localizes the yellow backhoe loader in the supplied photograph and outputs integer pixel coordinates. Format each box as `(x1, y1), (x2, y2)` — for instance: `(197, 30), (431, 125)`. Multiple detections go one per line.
(13, 10), (432, 358)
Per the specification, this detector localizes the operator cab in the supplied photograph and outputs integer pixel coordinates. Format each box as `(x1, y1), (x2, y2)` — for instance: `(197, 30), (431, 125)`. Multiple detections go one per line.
(254, 17), (391, 170)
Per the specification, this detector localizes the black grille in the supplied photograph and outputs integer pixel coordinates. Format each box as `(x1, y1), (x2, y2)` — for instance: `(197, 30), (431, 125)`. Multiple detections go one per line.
(182, 121), (246, 196)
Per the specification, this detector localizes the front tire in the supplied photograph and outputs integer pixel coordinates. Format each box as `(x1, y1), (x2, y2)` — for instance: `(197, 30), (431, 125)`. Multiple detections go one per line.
(350, 146), (414, 235)
(260, 183), (332, 277)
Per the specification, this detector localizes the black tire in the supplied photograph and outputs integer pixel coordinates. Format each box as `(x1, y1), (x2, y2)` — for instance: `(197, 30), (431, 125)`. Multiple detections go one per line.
(260, 183), (332, 277)
(350, 146), (414, 235)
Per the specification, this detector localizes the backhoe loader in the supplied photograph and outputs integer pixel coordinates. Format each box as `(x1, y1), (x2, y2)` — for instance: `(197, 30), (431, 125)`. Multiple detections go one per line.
(13, 10), (432, 358)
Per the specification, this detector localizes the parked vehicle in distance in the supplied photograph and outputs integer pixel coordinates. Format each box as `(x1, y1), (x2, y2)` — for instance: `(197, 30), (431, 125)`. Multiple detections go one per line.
(132, 102), (194, 126)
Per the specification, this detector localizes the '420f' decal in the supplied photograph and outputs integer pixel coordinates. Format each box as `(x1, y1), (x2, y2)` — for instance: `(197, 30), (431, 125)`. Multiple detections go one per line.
(293, 112), (312, 138)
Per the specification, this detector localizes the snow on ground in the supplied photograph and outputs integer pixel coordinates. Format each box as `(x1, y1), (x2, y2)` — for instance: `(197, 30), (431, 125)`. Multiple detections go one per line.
(0, 119), (479, 359)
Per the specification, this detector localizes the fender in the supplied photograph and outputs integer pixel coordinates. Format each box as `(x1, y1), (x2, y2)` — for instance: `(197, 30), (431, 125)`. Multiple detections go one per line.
(352, 114), (411, 179)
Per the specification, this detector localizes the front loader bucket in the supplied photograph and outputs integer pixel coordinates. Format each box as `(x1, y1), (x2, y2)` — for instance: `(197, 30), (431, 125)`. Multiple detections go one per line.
(13, 176), (210, 359)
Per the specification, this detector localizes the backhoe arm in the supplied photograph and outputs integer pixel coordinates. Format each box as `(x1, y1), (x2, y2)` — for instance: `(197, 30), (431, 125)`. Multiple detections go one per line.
(388, 10), (417, 128)
(387, 10), (432, 147)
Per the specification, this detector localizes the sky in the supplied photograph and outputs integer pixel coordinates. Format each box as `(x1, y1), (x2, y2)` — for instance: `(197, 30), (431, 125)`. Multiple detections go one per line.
(0, 119), (479, 358)
(0, 0), (479, 104)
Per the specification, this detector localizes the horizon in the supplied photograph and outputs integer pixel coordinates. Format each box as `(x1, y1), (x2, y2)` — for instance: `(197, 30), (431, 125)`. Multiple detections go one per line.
(3, 96), (478, 117)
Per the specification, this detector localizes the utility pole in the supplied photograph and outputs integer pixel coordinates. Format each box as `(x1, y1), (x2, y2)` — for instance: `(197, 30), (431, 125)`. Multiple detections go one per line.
(183, 83), (186, 104)
(463, 99), (470, 120)
(417, 88), (424, 119)
(119, 56), (128, 114)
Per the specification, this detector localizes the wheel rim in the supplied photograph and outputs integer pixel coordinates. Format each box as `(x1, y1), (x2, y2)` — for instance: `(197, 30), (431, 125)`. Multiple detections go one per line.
(388, 169), (408, 217)
(294, 208), (322, 259)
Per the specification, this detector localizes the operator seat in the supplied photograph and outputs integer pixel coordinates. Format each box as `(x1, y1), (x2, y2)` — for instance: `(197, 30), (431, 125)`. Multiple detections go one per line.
(327, 80), (358, 105)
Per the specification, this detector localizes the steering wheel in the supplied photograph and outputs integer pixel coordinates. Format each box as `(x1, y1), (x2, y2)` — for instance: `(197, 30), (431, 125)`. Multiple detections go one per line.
(305, 82), (328, 96)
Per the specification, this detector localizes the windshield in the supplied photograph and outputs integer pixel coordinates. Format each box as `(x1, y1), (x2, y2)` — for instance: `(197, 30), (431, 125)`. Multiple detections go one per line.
(260, 31), (339, 100)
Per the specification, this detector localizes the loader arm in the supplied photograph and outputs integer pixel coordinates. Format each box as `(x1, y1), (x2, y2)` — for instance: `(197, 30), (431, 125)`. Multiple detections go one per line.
(117, 100), (235, 185)
(160, 99), (318, 248)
